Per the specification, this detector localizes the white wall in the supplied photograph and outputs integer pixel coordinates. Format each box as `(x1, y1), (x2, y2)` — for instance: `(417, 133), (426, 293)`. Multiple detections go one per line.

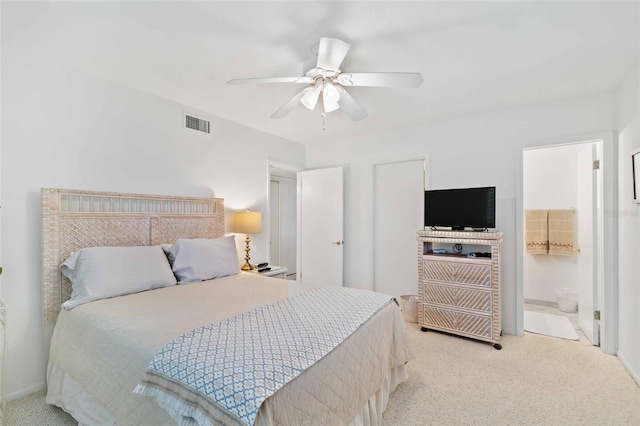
(523, 144), (583, 302)
(1, 61), (305, 398)
(616, 60), (640, 384)
(306, 91), (617, 336)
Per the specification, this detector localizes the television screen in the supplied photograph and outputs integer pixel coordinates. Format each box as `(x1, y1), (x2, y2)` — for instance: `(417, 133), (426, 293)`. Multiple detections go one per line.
(424, 187), (496, 230)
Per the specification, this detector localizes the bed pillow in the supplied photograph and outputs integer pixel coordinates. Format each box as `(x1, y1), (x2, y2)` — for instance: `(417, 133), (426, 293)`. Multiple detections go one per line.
(61, 245), (177, 309)
(161, 243), (175, 265)
(168, 236), (240, 283)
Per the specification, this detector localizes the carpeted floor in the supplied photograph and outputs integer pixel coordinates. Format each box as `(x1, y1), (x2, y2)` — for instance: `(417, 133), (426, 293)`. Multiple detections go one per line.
(7, 324), (640, 425)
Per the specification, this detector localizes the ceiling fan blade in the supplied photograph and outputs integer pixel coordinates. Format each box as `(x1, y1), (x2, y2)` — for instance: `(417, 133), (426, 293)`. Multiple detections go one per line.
(227, 76), (314, 85)
(337, 72), (423, 88)
(316, 37), (351, 71)
(271, 88), (309, 118)
(338, 88), (368, 122)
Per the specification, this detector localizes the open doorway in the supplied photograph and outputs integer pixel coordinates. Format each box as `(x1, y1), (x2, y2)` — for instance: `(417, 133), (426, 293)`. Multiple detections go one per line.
(522, 140), (603, 345)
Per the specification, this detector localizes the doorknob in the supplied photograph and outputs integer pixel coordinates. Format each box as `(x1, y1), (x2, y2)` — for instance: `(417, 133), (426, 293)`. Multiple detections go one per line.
(332, 240), (343, 245)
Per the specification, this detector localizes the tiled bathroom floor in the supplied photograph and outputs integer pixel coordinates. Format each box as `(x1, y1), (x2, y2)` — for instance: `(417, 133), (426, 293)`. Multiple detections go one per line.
(524, 302), (590, 343)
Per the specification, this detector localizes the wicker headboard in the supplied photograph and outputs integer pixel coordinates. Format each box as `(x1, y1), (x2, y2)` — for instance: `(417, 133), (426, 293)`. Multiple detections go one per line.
(41, 188), (225, 324)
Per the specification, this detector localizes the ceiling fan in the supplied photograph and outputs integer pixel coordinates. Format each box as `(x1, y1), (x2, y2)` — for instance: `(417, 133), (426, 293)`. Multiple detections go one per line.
(227, 37), (423, 122)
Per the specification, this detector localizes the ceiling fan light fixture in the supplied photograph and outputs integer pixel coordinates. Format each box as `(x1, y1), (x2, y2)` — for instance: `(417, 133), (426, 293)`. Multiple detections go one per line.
(323, 80), (340, 102)
(323, 99), (340, 113)
(300, 86), (320, 110)
(322, 80), (341, 113)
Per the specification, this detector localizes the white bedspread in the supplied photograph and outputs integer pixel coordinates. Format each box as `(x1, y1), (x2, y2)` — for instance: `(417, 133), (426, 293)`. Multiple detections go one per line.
(46, 273), (413, 425)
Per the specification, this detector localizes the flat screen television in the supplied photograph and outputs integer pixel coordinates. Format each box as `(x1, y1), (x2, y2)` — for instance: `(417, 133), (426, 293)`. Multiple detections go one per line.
(424, 186), (496, 231)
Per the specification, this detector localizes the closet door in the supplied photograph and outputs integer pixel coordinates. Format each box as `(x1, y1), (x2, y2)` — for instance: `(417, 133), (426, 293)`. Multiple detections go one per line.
(298, 167), (344, 286)
(374, 159), (425, 298)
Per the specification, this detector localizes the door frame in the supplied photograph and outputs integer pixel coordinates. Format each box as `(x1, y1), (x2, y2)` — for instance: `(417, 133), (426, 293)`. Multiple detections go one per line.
(267, 160), (302, 269)
(515, 131), (617, 355)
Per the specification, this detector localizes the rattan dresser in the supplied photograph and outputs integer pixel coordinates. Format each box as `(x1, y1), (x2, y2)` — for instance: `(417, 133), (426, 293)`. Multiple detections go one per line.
(417, 230), (503, 349)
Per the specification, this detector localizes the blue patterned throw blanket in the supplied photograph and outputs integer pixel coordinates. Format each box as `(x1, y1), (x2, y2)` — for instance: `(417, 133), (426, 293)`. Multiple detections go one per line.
(134, 286), (393, 426)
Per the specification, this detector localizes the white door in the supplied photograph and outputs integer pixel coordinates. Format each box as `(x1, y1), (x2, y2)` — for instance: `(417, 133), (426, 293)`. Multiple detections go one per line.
(374, 160), (425, 298)
(576, 143), (599, 345)
(297, 167), (344, 286)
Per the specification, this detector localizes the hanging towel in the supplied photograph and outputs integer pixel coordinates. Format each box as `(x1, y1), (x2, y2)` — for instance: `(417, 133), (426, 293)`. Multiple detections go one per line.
(548, 209), (574, 256)
(525, 210), (549, 254)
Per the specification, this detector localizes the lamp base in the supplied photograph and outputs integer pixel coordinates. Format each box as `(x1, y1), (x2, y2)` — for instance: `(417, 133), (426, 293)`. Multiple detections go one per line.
(241, 262), (255, 271)
(241, 234), (255, 271)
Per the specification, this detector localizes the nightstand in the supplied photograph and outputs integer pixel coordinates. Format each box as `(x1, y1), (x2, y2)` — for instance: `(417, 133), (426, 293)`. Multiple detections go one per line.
(252, 266), (288, 279)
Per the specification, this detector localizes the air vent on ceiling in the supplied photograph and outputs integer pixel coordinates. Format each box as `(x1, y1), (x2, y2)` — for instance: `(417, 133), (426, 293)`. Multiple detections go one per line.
(185, 114), (210, 134)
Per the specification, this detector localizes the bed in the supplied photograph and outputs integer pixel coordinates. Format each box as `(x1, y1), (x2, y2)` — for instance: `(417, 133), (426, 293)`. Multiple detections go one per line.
(42, 188), (413, 425)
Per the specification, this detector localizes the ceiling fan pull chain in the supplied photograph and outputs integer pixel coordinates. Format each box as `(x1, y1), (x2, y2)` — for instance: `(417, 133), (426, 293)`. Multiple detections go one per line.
(321, 112), (327, 131)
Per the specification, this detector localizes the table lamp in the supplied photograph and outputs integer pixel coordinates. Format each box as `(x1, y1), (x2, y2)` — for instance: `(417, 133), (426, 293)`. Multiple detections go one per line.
(231, 210), (262, 271)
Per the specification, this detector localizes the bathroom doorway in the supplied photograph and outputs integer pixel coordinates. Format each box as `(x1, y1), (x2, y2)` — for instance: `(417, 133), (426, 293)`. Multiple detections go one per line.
(522, 140), (603, 345)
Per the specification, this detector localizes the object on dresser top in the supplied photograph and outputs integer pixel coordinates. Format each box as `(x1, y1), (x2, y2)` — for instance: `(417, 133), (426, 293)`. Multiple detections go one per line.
(432, 249), (447, 254)
(467, 252), (491, 258)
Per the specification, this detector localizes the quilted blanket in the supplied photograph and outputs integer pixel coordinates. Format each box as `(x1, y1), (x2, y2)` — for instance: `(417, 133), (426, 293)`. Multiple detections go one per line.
(134, 287), (393, 426)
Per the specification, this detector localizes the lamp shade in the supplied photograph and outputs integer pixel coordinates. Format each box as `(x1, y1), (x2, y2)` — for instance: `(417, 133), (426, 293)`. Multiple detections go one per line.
(323, 81), (341, 113)
(231, 211), (262, 234)
(300, 86), (320, 110)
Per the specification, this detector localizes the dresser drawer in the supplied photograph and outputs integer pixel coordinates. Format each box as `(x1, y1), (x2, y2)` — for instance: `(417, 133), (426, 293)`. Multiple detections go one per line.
(423, 306), (492, 339)
(422, 260), (491, 288)
(423, 283), (492, 313)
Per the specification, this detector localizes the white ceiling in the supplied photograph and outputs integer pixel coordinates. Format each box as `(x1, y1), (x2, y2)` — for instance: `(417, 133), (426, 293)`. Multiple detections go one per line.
(8, 1), (639, 145)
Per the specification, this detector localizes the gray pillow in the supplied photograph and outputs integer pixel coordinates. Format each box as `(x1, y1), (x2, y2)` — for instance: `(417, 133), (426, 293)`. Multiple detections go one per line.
(168, 236), (240, 283)
(61, 246), (177, 309)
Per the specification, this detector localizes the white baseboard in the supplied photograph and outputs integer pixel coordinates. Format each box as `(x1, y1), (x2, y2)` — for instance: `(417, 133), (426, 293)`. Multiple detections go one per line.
(7, 382), (45, 403)
(617, 351), (640, 386)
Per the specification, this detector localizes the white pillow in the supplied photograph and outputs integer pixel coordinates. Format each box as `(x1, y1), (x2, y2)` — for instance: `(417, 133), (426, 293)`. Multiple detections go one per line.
(61, 246), (177, 309)
(161, 243), (175, 265)
(168, 236), (240, 283)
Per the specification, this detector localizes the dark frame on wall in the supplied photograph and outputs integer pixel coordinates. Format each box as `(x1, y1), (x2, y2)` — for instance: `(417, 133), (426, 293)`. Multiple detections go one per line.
(633, 148), (640, 203)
